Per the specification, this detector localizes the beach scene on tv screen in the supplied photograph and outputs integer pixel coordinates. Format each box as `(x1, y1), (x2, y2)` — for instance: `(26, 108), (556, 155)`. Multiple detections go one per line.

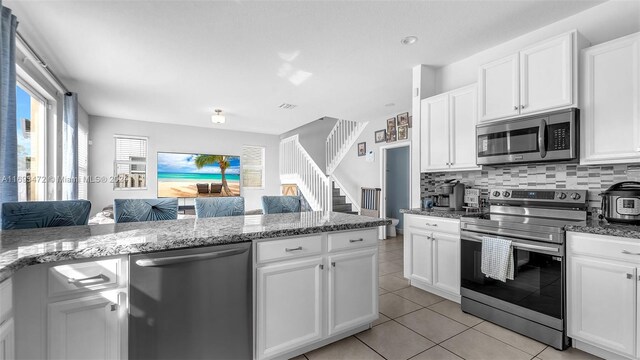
(157, 152), (240, 198)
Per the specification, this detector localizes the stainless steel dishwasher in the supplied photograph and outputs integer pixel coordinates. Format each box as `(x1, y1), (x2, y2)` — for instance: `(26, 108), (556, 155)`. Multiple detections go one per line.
(129, 242), (252, 360)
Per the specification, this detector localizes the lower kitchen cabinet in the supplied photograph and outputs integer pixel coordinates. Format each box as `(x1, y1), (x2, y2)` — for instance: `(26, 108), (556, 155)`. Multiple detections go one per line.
(327, 248), (378, 336)
(256, 257), (324, 359)
(254, 229), (378, 360)
(48, 289), (127, 360)
(0, 318), (14, 360)
(404, 214), (461, 302)
(567, 232), (640, 360)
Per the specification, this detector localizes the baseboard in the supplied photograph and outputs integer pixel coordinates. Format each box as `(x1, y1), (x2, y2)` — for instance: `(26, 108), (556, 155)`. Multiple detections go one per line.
(409, 279), (461, 304)
(273, 323), (371, 360)
(574, 340), (636, 360)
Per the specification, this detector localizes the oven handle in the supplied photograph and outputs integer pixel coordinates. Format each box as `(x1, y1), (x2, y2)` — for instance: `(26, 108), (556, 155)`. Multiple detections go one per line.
(462, 232), (560, 253)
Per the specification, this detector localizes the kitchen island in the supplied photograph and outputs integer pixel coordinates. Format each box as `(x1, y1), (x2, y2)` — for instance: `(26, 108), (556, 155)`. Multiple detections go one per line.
(0, 211), (389, 360)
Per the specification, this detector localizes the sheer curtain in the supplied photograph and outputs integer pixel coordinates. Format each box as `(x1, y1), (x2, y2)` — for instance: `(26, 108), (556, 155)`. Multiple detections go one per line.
(62, 92), (78, 200)
(0, 1), (18, 203)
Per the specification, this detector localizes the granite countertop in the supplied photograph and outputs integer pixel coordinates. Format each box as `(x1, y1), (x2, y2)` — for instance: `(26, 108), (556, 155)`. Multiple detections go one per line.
(400, 208), (485, 219)
(564, 217), (640, 239)
(0, 211), (390, 282)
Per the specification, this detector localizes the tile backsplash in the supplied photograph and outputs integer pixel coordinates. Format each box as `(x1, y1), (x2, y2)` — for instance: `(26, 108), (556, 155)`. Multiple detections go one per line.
(420, 163), (640, 208)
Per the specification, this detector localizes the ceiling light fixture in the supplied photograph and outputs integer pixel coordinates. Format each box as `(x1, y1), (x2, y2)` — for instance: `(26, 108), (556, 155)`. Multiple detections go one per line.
(211, 109), (225, 124)
(401, 36), (418, 45)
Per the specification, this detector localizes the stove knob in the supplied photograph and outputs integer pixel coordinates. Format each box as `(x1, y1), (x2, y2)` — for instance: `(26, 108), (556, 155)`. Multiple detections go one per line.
(492, 191), (501, 197)
(570, 193), (581, 200)
(502, 191), (511, 198)
(557, 192), (567, 199)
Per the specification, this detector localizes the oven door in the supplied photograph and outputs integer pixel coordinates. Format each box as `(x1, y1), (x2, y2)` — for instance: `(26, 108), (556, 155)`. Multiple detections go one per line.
(460, 229), (565, 327)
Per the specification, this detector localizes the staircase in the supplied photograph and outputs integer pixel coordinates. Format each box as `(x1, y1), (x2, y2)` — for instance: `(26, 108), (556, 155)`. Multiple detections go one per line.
(326, 119), (368, 175)
(331, 182), (357, 215)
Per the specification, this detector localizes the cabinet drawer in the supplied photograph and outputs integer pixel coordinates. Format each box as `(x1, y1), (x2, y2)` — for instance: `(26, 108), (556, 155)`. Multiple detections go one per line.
(48, 258), (121, 297)
(327, 229), (377, 253)
(404, 214), (460, 235)
(0, 279), (11, 324)
(567, 232), (640, 264)
(257, 235), (322, 264)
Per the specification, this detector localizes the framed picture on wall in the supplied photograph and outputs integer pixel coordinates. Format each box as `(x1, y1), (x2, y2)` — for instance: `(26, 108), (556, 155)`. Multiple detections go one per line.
(398, 125), (408, 140)
(357, 142), (366, 156)
(374, 129), (386, 143)
(397, 112), (409, 127)
(386, 118), (396, 143)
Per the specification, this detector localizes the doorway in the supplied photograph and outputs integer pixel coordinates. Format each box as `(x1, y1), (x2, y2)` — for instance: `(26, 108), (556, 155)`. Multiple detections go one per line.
(382, 144), (410, 235)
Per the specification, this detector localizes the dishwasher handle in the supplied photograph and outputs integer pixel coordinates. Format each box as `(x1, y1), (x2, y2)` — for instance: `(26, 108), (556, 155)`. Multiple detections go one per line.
(135, 247), (248, 267)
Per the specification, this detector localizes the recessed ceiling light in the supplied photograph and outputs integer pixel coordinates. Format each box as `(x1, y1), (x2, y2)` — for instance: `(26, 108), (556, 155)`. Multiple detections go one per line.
(279, 103), (297, 110)
(401, 36), (418, 45)
(385, 103), (395, 107)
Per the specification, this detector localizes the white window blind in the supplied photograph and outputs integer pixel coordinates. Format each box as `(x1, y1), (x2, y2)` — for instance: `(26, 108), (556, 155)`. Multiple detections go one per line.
(114, 135), (147, 189)
(241, 146), (265, 188)
(78, 124), (89, 199)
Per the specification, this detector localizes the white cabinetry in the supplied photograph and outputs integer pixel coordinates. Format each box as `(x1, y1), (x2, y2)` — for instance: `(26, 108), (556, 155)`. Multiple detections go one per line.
(0, 279), (13, 360)
(567, 232), (640, 360)
(479, 31), (577, 122)
(403, 215), (461, 302)
(421, 84), (479, 172)
(255, 229), (378, 360)
(580, 32), (640, 165)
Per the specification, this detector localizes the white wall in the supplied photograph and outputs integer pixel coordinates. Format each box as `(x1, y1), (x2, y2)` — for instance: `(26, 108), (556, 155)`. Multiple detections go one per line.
(332, 113), (411, 208)
(88, 116), (281, 215)
(435, 1), (640, 92)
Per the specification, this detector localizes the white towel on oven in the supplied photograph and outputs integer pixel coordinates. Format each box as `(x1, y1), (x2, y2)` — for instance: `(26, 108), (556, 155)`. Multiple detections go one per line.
(480, 236), (514, 282)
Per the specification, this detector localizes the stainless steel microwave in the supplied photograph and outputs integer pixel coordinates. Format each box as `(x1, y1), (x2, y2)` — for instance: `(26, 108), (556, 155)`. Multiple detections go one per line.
(476, 108), (578, 166)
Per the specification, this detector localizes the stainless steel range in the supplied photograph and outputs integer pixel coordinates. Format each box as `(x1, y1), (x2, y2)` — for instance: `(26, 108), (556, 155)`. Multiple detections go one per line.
(460, 188), (588, 350)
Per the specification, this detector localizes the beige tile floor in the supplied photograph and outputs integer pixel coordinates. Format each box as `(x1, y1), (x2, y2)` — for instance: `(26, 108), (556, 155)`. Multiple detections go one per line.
(292, 234), (602, 360)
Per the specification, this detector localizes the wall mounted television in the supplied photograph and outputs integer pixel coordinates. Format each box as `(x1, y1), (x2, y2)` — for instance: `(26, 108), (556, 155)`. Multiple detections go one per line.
(157, 152), (240, 198)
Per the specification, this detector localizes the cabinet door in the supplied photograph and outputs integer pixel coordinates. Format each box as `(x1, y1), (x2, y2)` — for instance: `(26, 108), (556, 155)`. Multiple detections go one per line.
(421, 94), (450, 171)
(568, 256), (636, 357)
(327, 248), (378, 336)
(520, 33), (573, 114)
(407, 229), (433, 285)
(478, 53), (520, 122)
(0, 319), (14, 360)
(432, 232), (460, 295)
(256, 257), (323, 360)
(581, 33), (640, 165)
(48, 290), (124, 360)
(449, 85), (480, 171)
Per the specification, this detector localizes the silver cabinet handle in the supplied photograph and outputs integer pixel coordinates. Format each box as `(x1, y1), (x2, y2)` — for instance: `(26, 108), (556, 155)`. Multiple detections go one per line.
(319, 264), (324, 270)
(349, 238), (363, 243)
(627, 273), (633, 279)
(425, 223), (438, 227)
(285, 246), (303, 252)
(67, 273), (109, 286)
(513, 106), (518, 110)
(110, 303), (119, 312)
(521, 105), (526, 109)
(622, 250), (640, 255)
(135, 247), (247, 267)
(331, 261), (336, 267)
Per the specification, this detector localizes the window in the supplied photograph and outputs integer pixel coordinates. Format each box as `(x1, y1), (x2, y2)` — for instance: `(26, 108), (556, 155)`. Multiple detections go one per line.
(114, 135), (147, 190)
(241, 146), (265, 189)
(78, 124), (89, 199)
(16, 81), (46, 201)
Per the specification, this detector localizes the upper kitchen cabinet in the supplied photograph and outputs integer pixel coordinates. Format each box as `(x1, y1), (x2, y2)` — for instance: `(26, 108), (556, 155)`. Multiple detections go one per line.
(421, 84), (480, 172)
(479, 31), (580, 123)
(581, 32), (640, 165)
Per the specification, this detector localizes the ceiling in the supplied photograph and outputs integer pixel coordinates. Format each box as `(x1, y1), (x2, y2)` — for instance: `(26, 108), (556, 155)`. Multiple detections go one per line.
(7, 0), (604, 135)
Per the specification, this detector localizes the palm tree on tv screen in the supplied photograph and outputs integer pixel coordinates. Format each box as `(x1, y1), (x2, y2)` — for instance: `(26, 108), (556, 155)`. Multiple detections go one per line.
(194, 154), (233, 196)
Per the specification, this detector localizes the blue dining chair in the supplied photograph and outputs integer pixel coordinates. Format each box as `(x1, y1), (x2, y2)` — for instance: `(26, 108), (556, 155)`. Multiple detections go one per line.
(114, 198), (178, 223)
(261, 196), (302, 214)
(195, 197), (245, 218)
(1, 200), (92, 230)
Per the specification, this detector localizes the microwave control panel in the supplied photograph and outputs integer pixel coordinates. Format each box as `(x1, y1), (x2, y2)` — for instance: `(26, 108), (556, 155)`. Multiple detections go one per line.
(548, 123), (571, 151)
(616, 197), (640, 215)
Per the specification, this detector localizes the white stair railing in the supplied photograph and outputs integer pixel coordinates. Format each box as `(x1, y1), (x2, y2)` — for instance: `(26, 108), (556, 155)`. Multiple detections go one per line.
(280, 135), (332, 212)
(326, 119), (368, 175)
